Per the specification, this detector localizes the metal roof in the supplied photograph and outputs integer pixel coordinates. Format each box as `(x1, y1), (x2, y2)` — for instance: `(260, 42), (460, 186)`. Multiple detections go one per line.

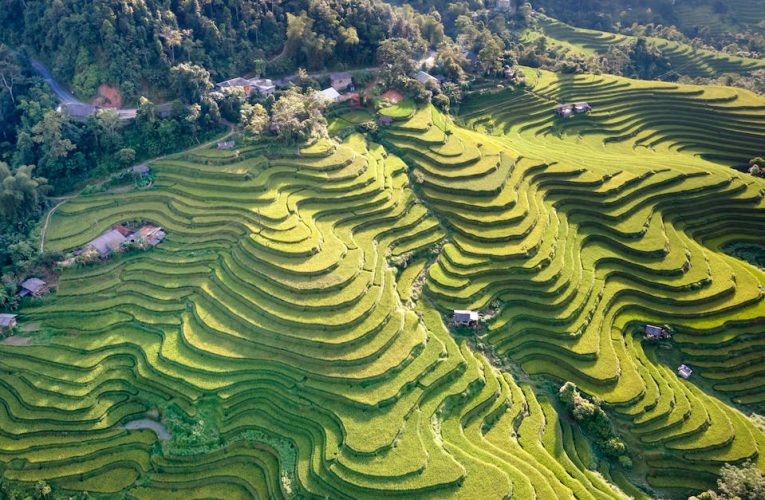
(20, 278), (47, 293)
(320, 87), (341, 100)
(88, 229), (127, 256)
(644, 324), (664, 337)
(0, 314), (17, 327)
(454, 310), (479, 322)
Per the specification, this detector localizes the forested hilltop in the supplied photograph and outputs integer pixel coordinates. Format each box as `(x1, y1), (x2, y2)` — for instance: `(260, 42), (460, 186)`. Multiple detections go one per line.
(0, 0), (432, 102)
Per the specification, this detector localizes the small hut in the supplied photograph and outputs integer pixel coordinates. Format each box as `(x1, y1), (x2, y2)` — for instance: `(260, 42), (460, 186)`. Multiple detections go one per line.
(131, 164), (150, 178)
(19, 278), (49, 298)
(573, 102), (592, 113)
(644, 324), (669, 340)
(453, 310), (479, 326)
(555, 104), (574, 118)
(677, 364), (693, 379)
(0, 314), (17, 331)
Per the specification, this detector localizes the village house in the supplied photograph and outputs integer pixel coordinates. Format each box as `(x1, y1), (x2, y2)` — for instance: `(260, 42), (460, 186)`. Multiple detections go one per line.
(57, 102), (96, 120)
(126, 225), (166, 248)
(319, 87), (342, 103)
(556, 102), (592, 118)
(217, 140), (235, 150)
(132, 164), (150, 178)
(251, 78), (276, 96)
(574, 102), (592, 113)
(555, 104), (574, 118)
(453, 310), (479, 326)
(215, 77), (253, 92)
(378, 115), (394, 126)
(415, 70), (439, 87)
(19, 278), (49, 298)
(0, 314), (17, 331)
(644, 324), (670, 340)
(504, 66), (516, 80)
(330, 72), (353, 91)
(677, 364), (693, 379)
(88, 228), (128, 257)
(496, 0), (514, 12)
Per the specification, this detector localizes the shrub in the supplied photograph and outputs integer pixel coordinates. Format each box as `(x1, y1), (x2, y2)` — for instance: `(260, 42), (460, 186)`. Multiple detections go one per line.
(559, 382), (630, 461)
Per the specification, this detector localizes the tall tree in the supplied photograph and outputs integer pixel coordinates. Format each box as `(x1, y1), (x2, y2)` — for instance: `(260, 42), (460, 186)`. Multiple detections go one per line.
(270, 88), (327, 143)
(625, 38), (672, 80)
(240, 103), (269, 138)
(377, 38), (416, 85)
(170, 63), (213, 104)
(0, 45), (25, 105)
(0, 163), (49, 222)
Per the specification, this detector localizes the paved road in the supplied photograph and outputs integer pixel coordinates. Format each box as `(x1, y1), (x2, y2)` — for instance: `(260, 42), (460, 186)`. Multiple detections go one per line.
(31, 50), (436, 121)
(30, 59), (79, 104)
(30, 58), (137, 119)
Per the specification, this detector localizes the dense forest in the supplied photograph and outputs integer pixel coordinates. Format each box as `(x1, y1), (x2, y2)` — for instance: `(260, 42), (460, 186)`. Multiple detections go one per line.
(0, 0), (432, 102)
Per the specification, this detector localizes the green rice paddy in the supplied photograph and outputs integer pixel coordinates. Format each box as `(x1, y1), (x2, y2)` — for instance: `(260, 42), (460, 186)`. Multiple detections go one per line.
(6, 69), (765, 498)
(529, 16), (765, 79)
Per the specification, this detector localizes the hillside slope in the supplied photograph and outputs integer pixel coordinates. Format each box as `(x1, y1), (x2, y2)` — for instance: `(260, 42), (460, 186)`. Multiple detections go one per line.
(4, 70), (765, 498)
(528, 15), (765, 79)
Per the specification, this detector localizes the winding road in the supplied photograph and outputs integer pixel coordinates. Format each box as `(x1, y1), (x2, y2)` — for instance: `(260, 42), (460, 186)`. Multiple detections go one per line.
(30, 58), (137, 119)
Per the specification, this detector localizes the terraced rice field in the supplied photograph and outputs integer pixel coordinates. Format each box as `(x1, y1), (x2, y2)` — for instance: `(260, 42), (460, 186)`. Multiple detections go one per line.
(4, 69), (765, 498)
(532, 16), (765, 79)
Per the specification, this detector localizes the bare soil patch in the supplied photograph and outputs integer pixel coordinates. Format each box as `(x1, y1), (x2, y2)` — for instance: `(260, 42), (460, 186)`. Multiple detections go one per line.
(95, 84), (122, 108)
(3, 336), (32, 346)
(381, 89), (404, 104)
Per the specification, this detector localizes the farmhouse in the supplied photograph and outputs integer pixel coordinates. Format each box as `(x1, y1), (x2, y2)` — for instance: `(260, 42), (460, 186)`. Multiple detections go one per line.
(58, 102), (96, 119)
(19, 278), (49, 298)
(677, 364), (693, 379)
(126, 225), (166, 248)
(378, 116), (394, 126)
(555, 104), (574, 118)
(574, 102), (592, 113)
(88, 228), (128, 257)
(504, 66), (516, 79)
(217, 140), (235, 150)
(556, 102), (592, 118)
(414, 70), (439, 86)
(251, 78), (276, 96)
(330, 72), (353, 91)
(216, 77), (252, 91)
(132, 164), (150, 177)
(453, 310), (479, 326)
(0, 314), (17, 331)
(644, 324), (669, 340)
(319, 87), (342, 103)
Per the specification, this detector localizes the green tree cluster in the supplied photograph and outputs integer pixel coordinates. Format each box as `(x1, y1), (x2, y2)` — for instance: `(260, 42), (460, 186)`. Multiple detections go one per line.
(0, 0), (431, 102)
(559, 382), (632, 466)
(692, 460), (765, 500)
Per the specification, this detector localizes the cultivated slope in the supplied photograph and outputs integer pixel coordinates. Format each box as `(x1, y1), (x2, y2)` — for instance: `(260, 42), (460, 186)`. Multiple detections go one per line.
(4, 70), (765, 498)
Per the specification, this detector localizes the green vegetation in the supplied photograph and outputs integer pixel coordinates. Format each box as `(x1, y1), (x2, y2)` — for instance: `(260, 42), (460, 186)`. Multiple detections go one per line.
(1, 0), (765, 498)
(1, 67), (762, 497)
